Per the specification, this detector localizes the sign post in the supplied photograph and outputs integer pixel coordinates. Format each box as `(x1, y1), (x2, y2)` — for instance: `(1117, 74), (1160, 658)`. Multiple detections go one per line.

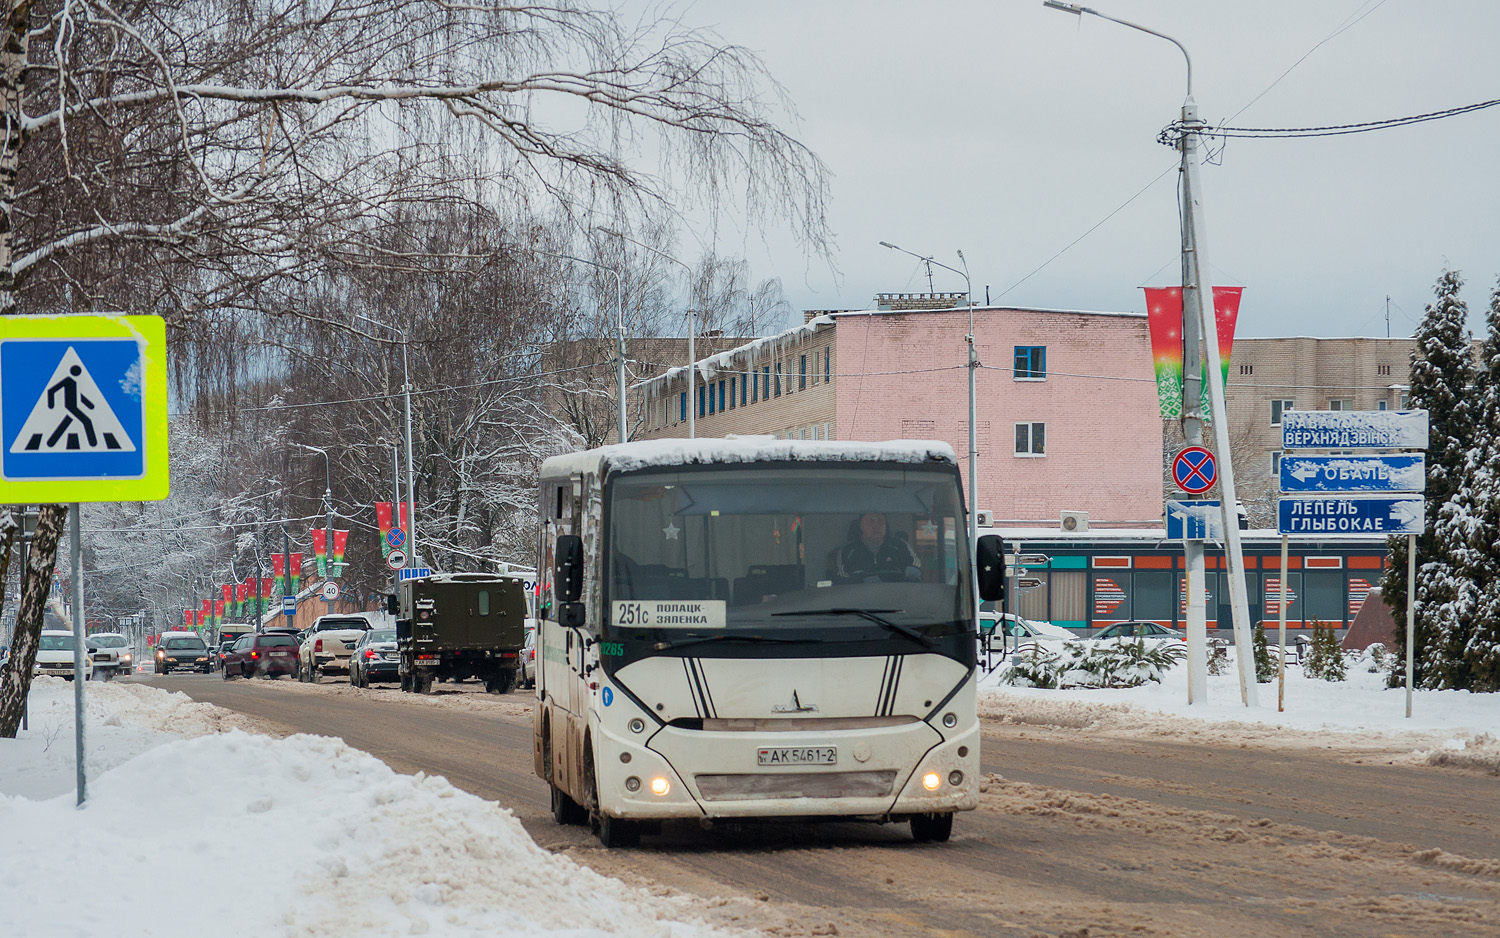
(1169, 447), (1219, 705)
(0, 314), (169, 806)
(1278, 410), (1427, 716)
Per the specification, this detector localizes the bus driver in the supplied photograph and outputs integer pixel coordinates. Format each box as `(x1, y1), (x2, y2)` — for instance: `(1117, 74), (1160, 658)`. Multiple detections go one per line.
(836, 512), (921, 583)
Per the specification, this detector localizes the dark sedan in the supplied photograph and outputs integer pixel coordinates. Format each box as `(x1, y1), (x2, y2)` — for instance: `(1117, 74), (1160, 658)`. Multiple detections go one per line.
(349, 629), (400, 687)
(155, 633), (212, 674)
(221, 632), (299, 679)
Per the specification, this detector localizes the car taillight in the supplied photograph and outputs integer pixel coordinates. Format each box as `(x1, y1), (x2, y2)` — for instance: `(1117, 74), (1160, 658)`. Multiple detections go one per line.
(364, 649), (376, 659)
(251, 651), (260, 659)
(315, 639), (323, 652)
(529, 649), (535, 661)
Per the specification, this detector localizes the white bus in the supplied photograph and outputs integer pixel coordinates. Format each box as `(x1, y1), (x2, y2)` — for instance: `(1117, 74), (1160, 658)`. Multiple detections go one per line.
(532, 437), (1005, 846)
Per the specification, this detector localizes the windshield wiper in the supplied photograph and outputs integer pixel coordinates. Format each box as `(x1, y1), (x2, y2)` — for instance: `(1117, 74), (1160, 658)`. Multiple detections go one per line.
(771, 608), (936, 648)
(650, 633), (815, 652)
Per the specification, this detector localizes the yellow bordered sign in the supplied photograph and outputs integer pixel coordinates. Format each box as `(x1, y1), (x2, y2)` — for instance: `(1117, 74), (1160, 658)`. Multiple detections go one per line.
(0, 314), (169, 502)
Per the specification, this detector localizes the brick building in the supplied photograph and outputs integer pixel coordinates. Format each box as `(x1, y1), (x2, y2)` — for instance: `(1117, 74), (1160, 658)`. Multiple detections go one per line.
(631, 301), (1164, 526)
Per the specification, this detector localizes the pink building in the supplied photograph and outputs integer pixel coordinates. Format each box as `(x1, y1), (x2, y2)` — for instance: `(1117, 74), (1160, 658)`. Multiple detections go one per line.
(634, 302), (1163, 527)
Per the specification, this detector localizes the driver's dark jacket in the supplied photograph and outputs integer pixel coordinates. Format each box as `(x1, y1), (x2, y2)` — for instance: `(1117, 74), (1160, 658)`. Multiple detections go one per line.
(836, 536), (919, 581)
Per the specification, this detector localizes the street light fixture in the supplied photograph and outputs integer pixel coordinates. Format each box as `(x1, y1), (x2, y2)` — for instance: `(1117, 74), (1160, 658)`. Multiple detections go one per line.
(597, 227), (697, 439)
(1043, 0), (1257, 706)
(537, 249), (628, 444)
(354, 313), (419, 567)
(291, 442), (335, 581)
(880, 242), (979, 582)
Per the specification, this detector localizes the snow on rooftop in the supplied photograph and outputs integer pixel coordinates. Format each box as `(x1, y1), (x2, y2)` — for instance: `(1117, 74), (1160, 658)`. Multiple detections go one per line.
(542, 436), (959, 479)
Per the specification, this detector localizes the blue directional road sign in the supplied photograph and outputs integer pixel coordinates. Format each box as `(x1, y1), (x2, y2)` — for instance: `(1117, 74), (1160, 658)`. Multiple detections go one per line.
(1281, 410), (1428, 450)
(1165, 500), (1223, 540)
(1172, 446), (1217, 495)
(1279, 454), (1425, 494)
(1278, 496), (1423, 535)
(397, 567), (432, 583)
(0, 315), (168, 501)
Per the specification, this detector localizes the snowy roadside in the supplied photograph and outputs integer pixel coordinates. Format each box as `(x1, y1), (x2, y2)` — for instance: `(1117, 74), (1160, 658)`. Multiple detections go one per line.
(0, 679), (753, 938)
(978, 653), (1500, 771)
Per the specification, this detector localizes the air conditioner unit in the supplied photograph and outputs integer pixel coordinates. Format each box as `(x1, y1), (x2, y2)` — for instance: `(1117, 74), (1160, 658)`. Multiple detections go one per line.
(975, 509), (994, 528)
(1060, 510), (1090, 533)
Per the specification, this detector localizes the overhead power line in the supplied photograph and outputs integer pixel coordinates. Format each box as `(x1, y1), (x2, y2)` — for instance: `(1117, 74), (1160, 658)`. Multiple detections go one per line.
(1161, 96), (1500, 143)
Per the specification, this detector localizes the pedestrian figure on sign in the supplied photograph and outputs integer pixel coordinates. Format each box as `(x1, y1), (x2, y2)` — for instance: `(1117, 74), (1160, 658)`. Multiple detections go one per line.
(46, 365), (97, 449)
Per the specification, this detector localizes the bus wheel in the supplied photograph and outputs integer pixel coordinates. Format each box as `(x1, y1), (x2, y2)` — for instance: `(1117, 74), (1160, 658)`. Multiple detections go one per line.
(550, 785), (587, 826)
(910, 812), (953, 843)
(595, 811), (640, 848)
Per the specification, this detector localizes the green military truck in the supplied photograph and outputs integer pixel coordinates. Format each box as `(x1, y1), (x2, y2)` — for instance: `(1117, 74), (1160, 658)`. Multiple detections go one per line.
(395, 573), (528, 694)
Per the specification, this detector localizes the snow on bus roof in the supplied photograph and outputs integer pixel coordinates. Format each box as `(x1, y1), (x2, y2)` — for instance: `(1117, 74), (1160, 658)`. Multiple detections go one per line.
(540, 437), (958, 479)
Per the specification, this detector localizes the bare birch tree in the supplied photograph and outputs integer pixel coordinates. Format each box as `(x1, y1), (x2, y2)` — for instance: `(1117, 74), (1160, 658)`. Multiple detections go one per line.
(1, 0), (829, 736)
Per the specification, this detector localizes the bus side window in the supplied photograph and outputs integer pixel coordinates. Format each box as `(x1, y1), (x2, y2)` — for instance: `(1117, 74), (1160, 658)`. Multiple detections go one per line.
(478, 591), (490, 616)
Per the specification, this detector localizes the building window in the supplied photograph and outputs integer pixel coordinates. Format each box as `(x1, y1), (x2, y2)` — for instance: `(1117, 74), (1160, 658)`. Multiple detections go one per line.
(1014, 346), (1047, 380)
(1015, 421), (1046, 456)
(707, 383), (715, 415)
(800, 355), (808, 389)
(1377, 364), (1392, 376)
(1377, 400), (1387, 411)
(680, 392), (686, 423)
(1329, 398), (1352, 411)
(1239, 364), (1253, 375)
(752, 370), (759, 402)
(1270, 451), (1282, 480)
(824, 346), (831, 382)
(728, 377), (735, 410)
(764, 365), (771, 399)
(1270, 399), (1294, 425)
(719, 380), (726, 412)
(698, 386), (705, 417)
(824, 421), (832, 440)
(775, 362), (782, 396)
(1400, 392), (1410, 408)
(741, 374), (747, 406)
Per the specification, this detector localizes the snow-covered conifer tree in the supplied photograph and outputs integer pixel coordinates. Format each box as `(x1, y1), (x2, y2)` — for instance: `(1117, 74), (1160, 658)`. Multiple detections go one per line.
(1383, 271), (1475, 688)
(1459, 282), (1500, 690)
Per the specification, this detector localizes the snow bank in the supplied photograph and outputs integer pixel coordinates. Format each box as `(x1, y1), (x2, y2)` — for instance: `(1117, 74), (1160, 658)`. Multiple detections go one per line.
(0, 681), (748, 938)
(979, 650), (1500, 755)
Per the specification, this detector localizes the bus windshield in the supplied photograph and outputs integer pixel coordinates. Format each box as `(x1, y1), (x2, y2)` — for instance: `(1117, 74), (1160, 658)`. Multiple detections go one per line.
(606, 466), (970, 647)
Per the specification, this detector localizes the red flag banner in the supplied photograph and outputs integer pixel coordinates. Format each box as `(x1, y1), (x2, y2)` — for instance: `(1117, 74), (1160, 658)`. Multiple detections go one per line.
(214, 599), (225, 625)
(1142, 286), (1244, 419)
(311, 529), (328, 578)
(221, 583), (233, 607)
(399, 502), (409, 537)
(236, 581), (249, 615)
(200, 598), (212, 620)
(290, 553), (303, 592)
(332, 529), (349, 573)
(376, 502), (393, 557)
(272, 554), (286, 595)
(261, 577), (274, 600)
(184, 609), (194, 629)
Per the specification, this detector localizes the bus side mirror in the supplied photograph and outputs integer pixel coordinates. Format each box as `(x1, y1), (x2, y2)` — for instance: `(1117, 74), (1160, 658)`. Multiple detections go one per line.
(976, 535), (1006, 603)
(557, 534), (584, 603)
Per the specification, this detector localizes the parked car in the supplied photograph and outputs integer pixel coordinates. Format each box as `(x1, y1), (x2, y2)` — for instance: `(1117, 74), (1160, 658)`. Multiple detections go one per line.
(35, 630), (88, 679)
(518, 623), (537, 690)
(980, 613), (1075, 651)
(221, 632), (299, 679)
(214, 638), (237, 671)
(154, 631), (212, 674)
(349, 629), (400, 687)
(297, 614), (375, 682)
(1091, 621), (1187, 648)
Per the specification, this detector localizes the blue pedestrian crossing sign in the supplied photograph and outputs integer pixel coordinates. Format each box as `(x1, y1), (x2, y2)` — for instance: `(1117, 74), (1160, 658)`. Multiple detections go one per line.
(0, 315), (169, 502)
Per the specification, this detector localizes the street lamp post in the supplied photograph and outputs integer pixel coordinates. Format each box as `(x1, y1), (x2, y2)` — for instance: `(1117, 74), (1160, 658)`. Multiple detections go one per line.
(598, 228), (696, 439)
(292, 443), (334, 588)
(1044, 0), (1258, 705)
(356, 313), (419, 566)
(538, 249), (628, 444)
(880, 242), (979, 590)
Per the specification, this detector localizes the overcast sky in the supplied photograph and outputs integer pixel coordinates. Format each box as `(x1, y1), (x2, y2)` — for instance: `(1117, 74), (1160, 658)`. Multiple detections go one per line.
(640, 0), (1500, 339)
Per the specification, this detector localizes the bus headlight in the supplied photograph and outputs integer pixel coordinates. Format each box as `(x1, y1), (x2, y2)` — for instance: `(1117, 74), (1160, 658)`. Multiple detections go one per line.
(922, 772), (942, 791)
(649, 776), (671, 796)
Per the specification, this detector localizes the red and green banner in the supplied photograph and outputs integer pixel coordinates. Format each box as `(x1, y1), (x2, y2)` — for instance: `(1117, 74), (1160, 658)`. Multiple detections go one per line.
(311, 529), (328, 578)
(272, 554), (285, 595)
(1143, 287), (1244, 419)
(221, 583), (233, 616)
(213, 599), (225, 627)
(200, 598), (212, 625)
(184, 609), (194, 630)
(261, 577), (274, 602)
(332, 530), (349, 575)
(236, 581), (249, 616)
(376, 502), (393, 557)
(290, 553), (303, 592)
(399, 502), (409, 538)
